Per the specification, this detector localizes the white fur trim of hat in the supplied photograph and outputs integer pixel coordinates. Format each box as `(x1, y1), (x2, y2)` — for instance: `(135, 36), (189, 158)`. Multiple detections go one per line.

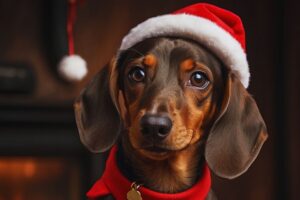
(118, 3), (250, 88)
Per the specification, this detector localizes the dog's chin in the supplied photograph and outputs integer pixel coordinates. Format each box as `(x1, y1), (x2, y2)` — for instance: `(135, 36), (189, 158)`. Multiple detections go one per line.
(136, 144), (189, 161)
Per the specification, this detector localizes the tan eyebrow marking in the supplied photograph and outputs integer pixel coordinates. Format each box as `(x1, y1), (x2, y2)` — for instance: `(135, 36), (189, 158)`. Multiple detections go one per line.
(143, 54), (157, 68)
(180, 59), (195, 71)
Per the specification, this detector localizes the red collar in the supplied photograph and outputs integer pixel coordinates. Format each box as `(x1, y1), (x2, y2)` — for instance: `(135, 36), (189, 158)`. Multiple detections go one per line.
(87, 146), (211, 200)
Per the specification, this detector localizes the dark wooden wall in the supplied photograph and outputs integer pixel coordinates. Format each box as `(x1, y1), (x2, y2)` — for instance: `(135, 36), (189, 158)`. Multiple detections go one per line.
(0, 0), (299, 199)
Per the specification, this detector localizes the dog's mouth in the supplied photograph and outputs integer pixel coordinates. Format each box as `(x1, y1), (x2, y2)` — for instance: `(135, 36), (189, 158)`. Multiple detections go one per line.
(137, 145), (171, 160)
(143, 145), (171, 153)
(136, 142), (189, 160)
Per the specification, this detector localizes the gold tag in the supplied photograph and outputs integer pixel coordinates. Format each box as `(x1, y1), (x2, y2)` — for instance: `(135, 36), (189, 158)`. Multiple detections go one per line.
(127, 182), (143, 200)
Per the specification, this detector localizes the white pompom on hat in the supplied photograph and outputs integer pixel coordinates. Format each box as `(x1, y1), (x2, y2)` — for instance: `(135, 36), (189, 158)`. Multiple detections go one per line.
(58, 0), (87, 82)
(119, 3), (250, 88)
(58, 55), (87, 81)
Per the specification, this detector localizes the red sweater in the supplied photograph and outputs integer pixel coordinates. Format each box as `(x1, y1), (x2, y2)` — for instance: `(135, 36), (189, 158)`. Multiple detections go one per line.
(87, 146), (211, 200)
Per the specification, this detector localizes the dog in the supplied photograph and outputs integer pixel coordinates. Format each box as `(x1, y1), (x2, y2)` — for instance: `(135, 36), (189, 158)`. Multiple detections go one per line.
(74, 36), (268, 200)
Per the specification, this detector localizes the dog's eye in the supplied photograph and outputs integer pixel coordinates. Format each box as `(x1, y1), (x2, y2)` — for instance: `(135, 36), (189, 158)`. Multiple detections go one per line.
(128, 67), (146, 82)
(190, 71), (210, 89)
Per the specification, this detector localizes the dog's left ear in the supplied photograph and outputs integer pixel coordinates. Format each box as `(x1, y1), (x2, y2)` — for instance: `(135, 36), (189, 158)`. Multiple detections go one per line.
(205, 73), (268, 179)
(74, 58), (126, 153)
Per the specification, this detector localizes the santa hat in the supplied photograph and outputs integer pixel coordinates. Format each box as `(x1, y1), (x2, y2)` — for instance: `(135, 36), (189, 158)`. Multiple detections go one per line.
(58, 0), (87, 82)
(119, 3), (250, 88)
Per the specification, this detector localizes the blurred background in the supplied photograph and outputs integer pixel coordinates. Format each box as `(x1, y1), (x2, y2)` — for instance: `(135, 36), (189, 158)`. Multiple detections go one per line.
(0, 0), (299, 199)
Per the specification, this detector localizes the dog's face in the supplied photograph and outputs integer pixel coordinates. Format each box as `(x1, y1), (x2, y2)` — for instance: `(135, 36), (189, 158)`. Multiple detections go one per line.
(75, 37), (268, 179)
(117, 38), (224, 159)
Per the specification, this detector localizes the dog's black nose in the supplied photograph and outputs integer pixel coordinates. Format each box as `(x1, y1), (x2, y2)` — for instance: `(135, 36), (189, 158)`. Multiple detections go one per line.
(140, 114), (172, 139)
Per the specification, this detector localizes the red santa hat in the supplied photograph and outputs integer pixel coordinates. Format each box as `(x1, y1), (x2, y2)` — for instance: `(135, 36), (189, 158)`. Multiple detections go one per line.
(58, 0), (87, 82)
(119, 3), (250, 88)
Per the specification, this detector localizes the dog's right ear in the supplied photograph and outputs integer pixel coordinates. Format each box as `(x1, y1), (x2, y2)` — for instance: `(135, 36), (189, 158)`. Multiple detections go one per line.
(74, 58), (122, 153)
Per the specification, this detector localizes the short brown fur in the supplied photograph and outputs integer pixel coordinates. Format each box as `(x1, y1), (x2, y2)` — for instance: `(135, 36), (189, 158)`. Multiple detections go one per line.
(117, 38), (223, 192)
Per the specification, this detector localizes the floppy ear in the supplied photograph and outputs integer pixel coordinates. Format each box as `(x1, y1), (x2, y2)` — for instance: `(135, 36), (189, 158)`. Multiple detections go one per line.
(74, 58), (123, 153)
(205, 73), (268, 179)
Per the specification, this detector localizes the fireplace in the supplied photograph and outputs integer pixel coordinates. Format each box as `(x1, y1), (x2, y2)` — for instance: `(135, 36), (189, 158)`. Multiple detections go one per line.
(0, 103), (95, 200)
(0, 157), (80, 200)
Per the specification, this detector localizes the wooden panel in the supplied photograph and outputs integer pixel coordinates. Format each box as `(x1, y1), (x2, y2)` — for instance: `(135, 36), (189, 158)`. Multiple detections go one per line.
(284, 0), (300, 199)
(0, 0), (80, 104)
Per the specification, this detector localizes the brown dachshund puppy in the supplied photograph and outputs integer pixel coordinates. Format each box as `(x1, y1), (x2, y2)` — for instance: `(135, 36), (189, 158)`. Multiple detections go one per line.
(75, 37), (268, 199)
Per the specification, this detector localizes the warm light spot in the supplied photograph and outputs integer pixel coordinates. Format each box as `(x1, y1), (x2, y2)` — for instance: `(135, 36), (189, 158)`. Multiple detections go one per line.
(24, 160), (36, 178)
(0, 157), (81, 199)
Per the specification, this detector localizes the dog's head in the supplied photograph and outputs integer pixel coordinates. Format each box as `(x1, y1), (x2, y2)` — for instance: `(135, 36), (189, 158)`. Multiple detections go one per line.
(75, 37), (267, 179)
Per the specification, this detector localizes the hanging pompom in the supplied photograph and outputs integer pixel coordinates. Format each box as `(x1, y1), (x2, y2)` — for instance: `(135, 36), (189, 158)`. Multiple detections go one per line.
(58, 55), (87, 81)
(57, 0), (87, 82)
